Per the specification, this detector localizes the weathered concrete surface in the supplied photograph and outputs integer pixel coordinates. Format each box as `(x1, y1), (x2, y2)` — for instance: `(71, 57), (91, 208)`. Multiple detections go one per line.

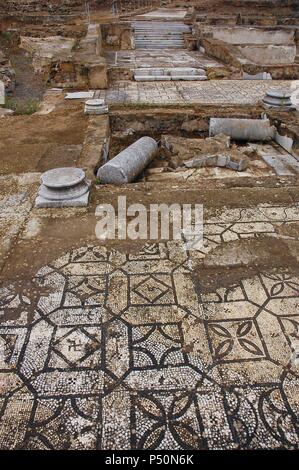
(97, 136), (158, 184)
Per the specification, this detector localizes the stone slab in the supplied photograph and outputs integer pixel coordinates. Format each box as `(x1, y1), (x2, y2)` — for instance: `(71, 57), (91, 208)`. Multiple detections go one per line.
(41, 168), (86, 189)
(65, 92), (95, 100)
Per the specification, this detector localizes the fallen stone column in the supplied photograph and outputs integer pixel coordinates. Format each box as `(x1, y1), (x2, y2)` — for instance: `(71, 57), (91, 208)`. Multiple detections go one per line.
(210, 118), (275, 142)
(97, 137), (158, 184)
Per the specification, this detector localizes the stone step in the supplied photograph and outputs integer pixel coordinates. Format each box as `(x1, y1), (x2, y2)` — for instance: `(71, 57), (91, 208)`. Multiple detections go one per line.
(133, 22), (190, 29)
(135, 39), (184, 42)
(135, 39), (184, 43)
(134, 28), (188, 33)
(133, 20), (190, 50)
(135, 44), (185, 49)
(134, 67), (207, 81)
(135, 75), (207, 81)
(134, 27), (188, 31)
(135, 34), (184, 38)
(133, 27), (190, 31)
(135, 40), (184, 45)
(135, 38), (184, 42)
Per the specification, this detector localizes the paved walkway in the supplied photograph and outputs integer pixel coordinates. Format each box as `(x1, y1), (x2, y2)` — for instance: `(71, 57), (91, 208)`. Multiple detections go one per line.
(136, 8), (188, 20)
(106, 49), (222, 70)
(98, 80), (299, 106)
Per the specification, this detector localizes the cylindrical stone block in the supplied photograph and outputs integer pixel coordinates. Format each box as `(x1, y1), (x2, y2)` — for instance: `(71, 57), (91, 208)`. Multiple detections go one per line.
(262, 89), (293, 109)
(209, 118), (275, 142)
(97, 136), (158, 184)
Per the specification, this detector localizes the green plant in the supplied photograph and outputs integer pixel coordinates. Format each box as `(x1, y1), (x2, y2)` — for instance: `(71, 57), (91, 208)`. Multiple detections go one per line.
(5, 97), (39, 115)
(0, 31), (12, 44)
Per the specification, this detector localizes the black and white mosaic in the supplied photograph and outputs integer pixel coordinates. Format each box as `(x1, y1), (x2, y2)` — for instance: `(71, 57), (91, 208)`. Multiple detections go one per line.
(0, 242), (298, 449)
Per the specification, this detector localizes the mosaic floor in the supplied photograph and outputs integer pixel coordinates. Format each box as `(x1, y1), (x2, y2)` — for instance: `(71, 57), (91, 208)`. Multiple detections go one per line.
(1, 203), (299, 449)
(96, 80), (299, 106)
(106, 49), (221, 70)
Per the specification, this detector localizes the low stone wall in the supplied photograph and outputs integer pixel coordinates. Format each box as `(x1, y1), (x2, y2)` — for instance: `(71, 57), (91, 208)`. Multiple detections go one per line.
(201, 37), (299, 78)
(202, 38), (242, 70)
(23, 24), (108, 89)
(206, 26), (295, 45)
(78, 114), (110, 180)
(237, 44), (297, 65)
(21, 36), (76, 74)
(101, 22), (134, 50)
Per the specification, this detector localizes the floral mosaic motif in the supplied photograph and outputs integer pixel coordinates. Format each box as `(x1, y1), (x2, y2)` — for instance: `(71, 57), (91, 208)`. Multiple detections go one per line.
(207, 320), (265, 362)
(261, 273), (299, 298)
(131, 392), (205, 450)
(0, 243), (299, 449)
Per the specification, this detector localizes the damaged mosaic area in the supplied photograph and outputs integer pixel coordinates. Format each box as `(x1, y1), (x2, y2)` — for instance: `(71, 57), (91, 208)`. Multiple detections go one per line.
(0, 238), (299, 450)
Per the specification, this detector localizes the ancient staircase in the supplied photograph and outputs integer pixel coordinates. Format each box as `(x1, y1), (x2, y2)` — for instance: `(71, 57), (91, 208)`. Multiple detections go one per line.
(133, 21), (191, 49)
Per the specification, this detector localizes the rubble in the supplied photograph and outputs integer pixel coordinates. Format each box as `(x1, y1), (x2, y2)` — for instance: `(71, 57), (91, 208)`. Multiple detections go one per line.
(161, 133), (249, 171)
(184, 153), (249, 171)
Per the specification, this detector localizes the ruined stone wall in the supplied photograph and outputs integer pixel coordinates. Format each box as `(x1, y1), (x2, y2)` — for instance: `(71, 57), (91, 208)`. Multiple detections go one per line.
(223, 0), (298, 5)
(0, 1), (92, 14)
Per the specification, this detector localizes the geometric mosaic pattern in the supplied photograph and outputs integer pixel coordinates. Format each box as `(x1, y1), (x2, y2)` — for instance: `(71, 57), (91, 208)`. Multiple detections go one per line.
(198, 204), (299, 258)
(0, 242), (298, 449)
(96, 80), (298, 106)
